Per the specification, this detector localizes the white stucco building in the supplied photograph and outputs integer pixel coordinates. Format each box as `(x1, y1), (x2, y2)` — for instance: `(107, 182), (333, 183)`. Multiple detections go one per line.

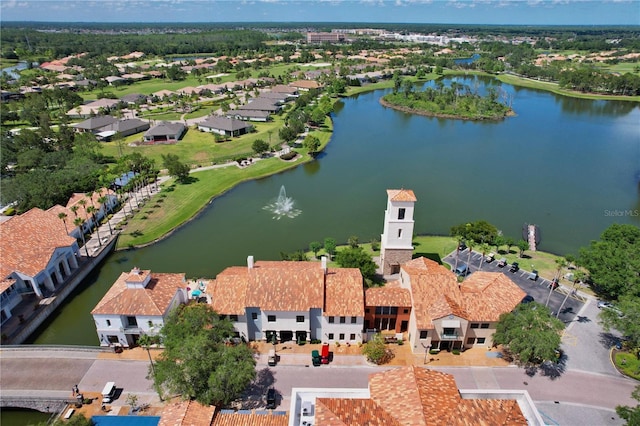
(380, 189), (417, 275)
(91, 267), (188, 347)
(209, 256), (365, 344)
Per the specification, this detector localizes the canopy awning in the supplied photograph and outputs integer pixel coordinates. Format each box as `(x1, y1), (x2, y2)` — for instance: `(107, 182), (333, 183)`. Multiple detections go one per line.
(442, 320), (460, 328)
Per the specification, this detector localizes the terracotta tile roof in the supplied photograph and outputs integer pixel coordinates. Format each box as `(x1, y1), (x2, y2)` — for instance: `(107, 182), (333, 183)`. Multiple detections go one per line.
(324, 268), (364, 316)
(316, 398), (400, 426)
(210, 267), (249, 315)
(91, 270), (185, 316)
(365, 284), (412, 307)
(387, 188), (417, 202)
(210, 261), (363, 316)
(0, 278), (16, 294)
(450, 398), (527, 426)
(403, 258), (521, 326)
(0, 208), (77, 278)
(460, 272), (526, 322)
(159, 400), (215, 426)
(403, 258), (463, 329)
(62, 188), (115, 223)
(212, 412), (289, 426)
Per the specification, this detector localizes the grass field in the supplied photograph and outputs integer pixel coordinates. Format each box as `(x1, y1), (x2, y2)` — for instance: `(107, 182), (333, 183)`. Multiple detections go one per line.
(102, 115), (287, 166)
(615, 351), (640, 380)
(115, 118), (332, 248)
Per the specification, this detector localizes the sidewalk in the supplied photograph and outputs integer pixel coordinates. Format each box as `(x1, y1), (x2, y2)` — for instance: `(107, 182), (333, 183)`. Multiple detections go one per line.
(250, 341), (509, 368)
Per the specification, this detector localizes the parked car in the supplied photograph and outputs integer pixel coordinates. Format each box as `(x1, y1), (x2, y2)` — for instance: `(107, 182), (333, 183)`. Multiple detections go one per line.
(311, 350), (321, 366)
(548, 280), (559, 290)
(597, 300), (613, 309)
(521, 295), (535, 304)
(266, 388), (276, 409)
(509, 262), (519, 272)
(485, 252), (495, 263)
(528, 270), (538, 281)
(497, 258), (507, 267)
(458, 242), (467, 252)
(455, 263), (469, 276)
(321, 343), (330, 364)
(267, 349), (277, 366)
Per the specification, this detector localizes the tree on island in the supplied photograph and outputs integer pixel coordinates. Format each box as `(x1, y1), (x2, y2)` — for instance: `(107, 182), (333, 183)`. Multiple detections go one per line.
(153, 303), (256, 406)
(493, 302), (564, 366)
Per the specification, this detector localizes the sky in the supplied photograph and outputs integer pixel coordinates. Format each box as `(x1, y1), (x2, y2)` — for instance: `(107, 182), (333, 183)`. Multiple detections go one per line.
(0, 0), (639, 25)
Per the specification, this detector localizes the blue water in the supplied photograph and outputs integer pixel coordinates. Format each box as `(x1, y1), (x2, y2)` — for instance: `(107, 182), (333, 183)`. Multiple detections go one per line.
(92, 416), (160, 426)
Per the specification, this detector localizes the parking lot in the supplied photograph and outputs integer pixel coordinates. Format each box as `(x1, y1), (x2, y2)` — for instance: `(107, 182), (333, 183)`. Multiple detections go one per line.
(444, 249), (585, 324)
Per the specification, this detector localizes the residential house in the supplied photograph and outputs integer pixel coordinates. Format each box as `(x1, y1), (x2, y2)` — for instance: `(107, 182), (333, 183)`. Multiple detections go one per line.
(226, 109), (271, 122)
(96, 118), (151, 140)
(270, 85), (299, 96)
(159, 399), (288, 426)
(0, 208), (80, 313)
(66, 98), (121, 118)
(73, 115), (118, 134)
(91, 267), (188, 347)
(47, 187), (118, 240)
(289, 80), (323, 91)
(143, 122), (186, 144)
(364, 283), (412, 334)
(293, 366), (539, 425)
(198, 116), (253, 137)
(400, 257), (526, 354)
(120, 93), (149, 105)
(209, 256), (365, 344)
(236, 97), (282, 113)
(152, 89), (176, 100)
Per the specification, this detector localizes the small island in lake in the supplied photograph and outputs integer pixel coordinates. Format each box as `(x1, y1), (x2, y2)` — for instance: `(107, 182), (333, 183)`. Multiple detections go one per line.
(381, 79), (514, 121)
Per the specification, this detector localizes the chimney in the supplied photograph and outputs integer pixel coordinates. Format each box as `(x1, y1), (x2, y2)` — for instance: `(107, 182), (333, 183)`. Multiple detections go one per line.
(321, 256), (327, 274)
(247, 255), (254, 270)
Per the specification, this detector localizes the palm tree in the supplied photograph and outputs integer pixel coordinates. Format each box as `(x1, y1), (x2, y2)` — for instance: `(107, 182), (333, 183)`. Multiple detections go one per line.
(98, 195), (113, 235)
(70, 205), (79, 218)
(453, 235), (464, 273)
(466, 240), (475, 270)
(78, 198), (88, 228)
(74, 217), (90, 257)
(478, 243), (490, 270)
(58, 212), (69, 235)
(86, 206), (102, 246)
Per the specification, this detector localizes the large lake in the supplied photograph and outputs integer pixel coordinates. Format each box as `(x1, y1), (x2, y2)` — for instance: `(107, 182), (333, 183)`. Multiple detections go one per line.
(33, 76), (639, 346)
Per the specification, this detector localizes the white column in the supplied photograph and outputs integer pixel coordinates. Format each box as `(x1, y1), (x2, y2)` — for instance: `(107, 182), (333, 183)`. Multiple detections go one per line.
(44, 274), (55, 292)
(69, 254), (78, 269)
(61, 258), (71, 276)
(53, 268), (63, 285)
(29, 279), (43, 298)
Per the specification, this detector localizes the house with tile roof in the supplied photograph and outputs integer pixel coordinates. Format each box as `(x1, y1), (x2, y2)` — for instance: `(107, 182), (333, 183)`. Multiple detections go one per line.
(159, 399), (289, 426)
(293, 366), (541, 425)
(226, 109), (271, 122)
(66, 98), (121, 118)
(91, 267), (188, 347)
(236, 98), (282, 113)
(73, 115), (118, 133)
(399, 257), (526, 354)
(209, 256), (365, 345)
(47, 187), (118, 240)
(0, 208), (80, 320)
(364, 283), (412, 334)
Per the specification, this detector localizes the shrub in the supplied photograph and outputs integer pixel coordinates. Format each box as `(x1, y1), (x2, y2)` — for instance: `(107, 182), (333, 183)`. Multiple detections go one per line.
(452, 349), (461, 355)
(310, 339), (321, 344)
(280, 151), (297, 160)
(429, 349), (440, 355)
(397, 340), (404, 346)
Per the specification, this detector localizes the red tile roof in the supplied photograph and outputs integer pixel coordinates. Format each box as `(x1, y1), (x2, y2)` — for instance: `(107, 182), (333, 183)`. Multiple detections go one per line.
(0, 208), (77, 278)
(0, 278), (16, 294)
(210, 260), (364, 316)
(402, 258), (522, 327)
(387, 189), (417, 202)
(365, 283), (412, 307)
(212, 412), (289, 426)
(91, 270), (185, 316)
(317, 367), (526, 425)
(159, 400), (215, 426)
(460, 272), (526, 322)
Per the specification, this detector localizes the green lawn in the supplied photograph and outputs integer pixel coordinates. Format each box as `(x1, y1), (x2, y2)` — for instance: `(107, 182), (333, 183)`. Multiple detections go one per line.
(102, 116), (287, 166)
(598, 61), (640, 76)
(615, 351), (640, 380)
(115, 118), (332, 249)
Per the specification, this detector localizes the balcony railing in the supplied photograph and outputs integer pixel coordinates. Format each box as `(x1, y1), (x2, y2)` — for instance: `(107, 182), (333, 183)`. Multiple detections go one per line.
(440, 333), (459, 340)
(120, 326), (142, 334)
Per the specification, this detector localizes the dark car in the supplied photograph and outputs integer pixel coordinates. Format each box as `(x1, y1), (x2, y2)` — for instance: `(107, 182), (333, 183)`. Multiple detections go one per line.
(266, 388), (276, 409)
(548, 279), (559, 290)
(521, 295), (535, 304)
(510, 262), (519, 272)
(528, 270), (538, 281)
(458, 242), (467, 252)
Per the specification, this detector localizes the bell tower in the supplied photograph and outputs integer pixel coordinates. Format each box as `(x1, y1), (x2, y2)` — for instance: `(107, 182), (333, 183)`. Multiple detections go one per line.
(380, 189), (417, 275)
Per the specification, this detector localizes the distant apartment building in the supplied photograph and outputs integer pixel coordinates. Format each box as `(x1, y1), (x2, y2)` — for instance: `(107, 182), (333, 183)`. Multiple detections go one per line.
(306, 32), (345, 44)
